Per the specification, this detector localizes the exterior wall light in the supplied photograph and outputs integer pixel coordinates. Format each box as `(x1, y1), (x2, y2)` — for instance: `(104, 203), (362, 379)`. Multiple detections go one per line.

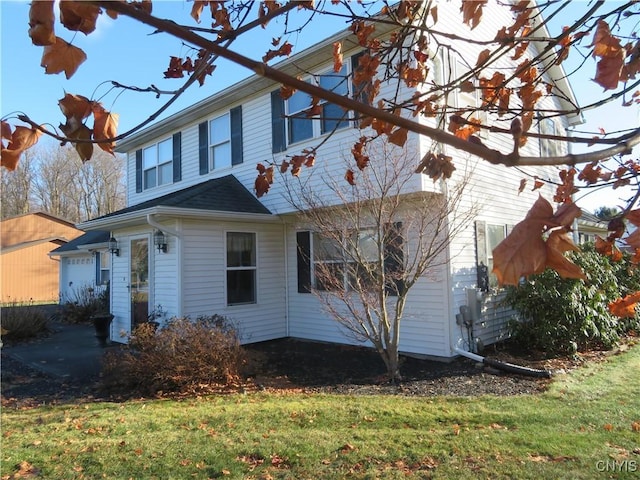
(154, 230), (168, 253)
(108, 236), (120, 257)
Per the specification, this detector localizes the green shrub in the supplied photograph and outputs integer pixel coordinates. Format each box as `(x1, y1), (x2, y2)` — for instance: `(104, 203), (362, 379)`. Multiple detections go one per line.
(61, 284), (109, 324)
(504, 243), (640, 355)
(0, 301), (49, 341)
(102, 315), (245, 396)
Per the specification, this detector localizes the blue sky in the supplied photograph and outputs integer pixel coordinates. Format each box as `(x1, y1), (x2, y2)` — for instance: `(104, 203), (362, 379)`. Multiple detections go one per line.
(1, 1), (636, 212)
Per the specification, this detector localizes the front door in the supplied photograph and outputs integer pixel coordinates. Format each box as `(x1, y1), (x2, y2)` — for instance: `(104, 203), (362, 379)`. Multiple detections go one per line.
(130, 237), (149, 328)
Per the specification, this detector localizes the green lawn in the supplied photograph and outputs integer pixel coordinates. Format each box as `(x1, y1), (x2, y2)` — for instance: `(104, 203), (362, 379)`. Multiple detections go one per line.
(2, 345), (639, 479)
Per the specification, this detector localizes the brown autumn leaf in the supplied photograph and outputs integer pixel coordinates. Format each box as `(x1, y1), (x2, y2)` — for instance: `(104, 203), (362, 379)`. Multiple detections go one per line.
(333, 41), (343, 73)
(609, 291), (640, 318)
(492, 196), (554, 285)
(352, 137), (370, 170)
(518, 178), (527, 194)
(70, 124), (94, 162)
(58, 93), (92, 121)
(595, 236), (623, 262)
(92, 104), (119, 155)
(460, 0), (487, 30)
(625, 209), (640, 226)
(476, 48), (491, 68)
(387, 127), (408, 147)
(625, 229), (640, 251)
(1, 121), (12, 143)
(550, 200), (581, 228)
(595, 53), (625, 91)
(492, 218), (547, 285)
(59, 0), (101, 35)
(262, 42), (293, 63)
(545, 230), (586, 280)
(1, 125), (43, 171)
(191, 0), (207, 23)
(28, 0), (56, 46)
(41, 36), (87, 79)
(345, 169), (356, 186)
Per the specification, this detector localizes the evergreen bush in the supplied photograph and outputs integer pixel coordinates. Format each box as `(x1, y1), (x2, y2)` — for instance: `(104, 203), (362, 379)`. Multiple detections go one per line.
(504, 243), (640, 355)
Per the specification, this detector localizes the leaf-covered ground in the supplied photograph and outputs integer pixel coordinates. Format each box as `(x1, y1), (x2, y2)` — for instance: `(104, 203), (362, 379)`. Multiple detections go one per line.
(7, 335), (622, 408)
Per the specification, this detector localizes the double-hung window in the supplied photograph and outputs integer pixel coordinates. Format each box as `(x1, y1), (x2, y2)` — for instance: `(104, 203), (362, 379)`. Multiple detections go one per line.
(198, 106), (243, 175)
(226, 232), (256, 305)
(209, 113), (231, 170)
(298, 224), (403, 295)
(96, 251), (110, 286)
(312, 228), (387, 292)
(286, 64), (350, 146)
(143, 138), (173, 189)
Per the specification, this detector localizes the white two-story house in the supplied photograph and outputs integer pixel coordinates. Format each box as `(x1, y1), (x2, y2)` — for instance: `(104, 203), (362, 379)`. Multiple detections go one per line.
(78, 2), (582, 358)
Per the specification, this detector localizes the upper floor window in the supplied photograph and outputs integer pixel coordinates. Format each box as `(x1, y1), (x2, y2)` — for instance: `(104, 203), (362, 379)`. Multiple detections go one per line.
(135, 132), (181, 193)
(209, 113), (231, 170)
(539, 118), (563, 156)
(199, 106), (243, 175)
(143, 138), (173, 190)
(287, 64), (351, 145)
(272, 56), (364, 153)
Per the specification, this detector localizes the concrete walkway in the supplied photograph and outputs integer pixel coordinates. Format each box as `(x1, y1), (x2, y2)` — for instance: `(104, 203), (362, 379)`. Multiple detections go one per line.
(4, 322), (119, 380)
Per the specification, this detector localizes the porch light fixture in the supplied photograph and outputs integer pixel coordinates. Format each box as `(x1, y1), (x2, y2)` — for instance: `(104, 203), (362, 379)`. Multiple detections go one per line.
(108, 236), (120, 256)
(154, 229), (167, 253)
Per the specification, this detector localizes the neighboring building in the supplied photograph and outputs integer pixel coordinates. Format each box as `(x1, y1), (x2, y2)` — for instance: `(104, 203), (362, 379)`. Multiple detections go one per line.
(49, 230), (112, 304)
(576, 211), (609, 245)
(0, 212), (83, 304)
(78, 3), (582, 357)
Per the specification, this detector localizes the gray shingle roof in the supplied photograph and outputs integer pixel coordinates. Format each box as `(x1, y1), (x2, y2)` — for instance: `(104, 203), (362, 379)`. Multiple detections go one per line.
(94, 175), (271, 221)
(49, 230), (111, 254)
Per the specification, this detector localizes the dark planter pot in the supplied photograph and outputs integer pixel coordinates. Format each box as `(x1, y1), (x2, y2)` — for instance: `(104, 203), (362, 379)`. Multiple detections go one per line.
(91, 313), (114, 347)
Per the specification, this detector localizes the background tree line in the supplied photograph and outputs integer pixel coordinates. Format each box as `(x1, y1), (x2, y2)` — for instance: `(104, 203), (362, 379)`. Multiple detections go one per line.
(1, 141), (125, 223)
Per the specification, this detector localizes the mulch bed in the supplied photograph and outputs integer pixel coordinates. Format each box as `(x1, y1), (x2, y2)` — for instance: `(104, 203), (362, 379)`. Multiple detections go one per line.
(2, 337), (631, 409)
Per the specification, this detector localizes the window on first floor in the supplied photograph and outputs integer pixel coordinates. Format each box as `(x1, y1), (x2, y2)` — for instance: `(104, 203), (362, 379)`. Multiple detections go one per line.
(476, 220), (509, 290)
(226, 232), (256, 305)
(96, 251), (110, 285)
(302, 224), (403, 295)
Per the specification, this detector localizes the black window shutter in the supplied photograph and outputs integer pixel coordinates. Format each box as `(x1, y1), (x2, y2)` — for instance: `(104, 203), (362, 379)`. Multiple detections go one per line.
(198, 121), (208, 175)
(384, 222), (404, 296)
(271, 89), (286, 153)
(296, 231), (312, 294)
(475, 220), (489, 292)
(172, 132), (182, 182)
(230, 105), (243, 165)
(135, 149), (143, 192)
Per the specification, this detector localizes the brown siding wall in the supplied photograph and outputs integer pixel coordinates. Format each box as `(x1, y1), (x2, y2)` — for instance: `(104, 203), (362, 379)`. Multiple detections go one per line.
(0, 213), (84, 304)
(1, 214), (80, 248)
(1, 241), (63, 303)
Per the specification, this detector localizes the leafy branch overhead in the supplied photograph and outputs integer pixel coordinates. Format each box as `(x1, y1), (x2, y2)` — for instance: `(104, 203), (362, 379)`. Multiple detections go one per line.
(2, 1), (640, 315)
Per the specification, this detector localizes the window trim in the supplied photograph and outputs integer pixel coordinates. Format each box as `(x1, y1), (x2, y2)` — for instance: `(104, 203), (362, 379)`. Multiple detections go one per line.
(225, 231), (257, 306)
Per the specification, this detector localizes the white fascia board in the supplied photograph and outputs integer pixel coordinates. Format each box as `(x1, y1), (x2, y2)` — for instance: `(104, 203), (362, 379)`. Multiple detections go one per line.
(78, 206), (279, 231)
